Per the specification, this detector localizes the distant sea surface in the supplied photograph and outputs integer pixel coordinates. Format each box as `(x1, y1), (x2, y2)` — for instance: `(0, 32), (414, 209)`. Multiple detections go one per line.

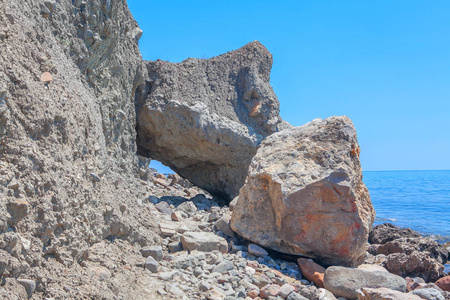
(363, 170), (450, 243)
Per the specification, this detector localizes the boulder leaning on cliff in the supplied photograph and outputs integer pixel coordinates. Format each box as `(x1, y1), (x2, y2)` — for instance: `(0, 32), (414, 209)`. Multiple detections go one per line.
(231, 116), (375, 267)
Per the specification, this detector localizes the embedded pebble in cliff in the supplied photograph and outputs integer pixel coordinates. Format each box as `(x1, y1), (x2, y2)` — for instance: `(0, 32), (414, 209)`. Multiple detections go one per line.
(17, 279), (35, 298)
(136, 41), (286, 200)
(231, 116), (375, 266)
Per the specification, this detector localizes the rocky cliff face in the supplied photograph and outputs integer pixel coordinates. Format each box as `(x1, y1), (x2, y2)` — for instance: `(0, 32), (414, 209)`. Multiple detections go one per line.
(135, 41), (285, 200)
(0, 0), (160, 297)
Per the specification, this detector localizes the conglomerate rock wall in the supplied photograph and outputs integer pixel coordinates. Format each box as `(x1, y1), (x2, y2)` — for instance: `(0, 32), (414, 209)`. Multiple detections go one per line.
(0, 0), (160, 297)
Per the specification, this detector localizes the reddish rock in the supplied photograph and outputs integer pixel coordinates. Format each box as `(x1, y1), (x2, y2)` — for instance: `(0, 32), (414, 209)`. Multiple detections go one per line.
(435, 276), (450, 292)
(231, 117), (375, 266)
(297, 258), (326, 288)
(260, 284), (281, 299)
(247, 290), (259, 299)
(271, 269), (283, 278)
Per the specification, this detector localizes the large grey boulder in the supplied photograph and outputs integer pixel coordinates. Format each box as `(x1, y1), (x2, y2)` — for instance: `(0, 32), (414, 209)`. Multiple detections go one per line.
(135, 41), (285, 199)
(324, 266), (407, 299)
(230, 116), (375, 266)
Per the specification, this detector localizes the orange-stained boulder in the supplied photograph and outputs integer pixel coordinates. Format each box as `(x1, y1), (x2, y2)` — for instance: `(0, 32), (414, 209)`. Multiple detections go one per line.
(435, 276), (450, 292)
(230, 116), (375, 266)
(297, 258), (325, 288)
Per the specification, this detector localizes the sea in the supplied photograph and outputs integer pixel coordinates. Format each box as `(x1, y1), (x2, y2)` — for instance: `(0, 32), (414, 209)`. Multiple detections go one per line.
(363, 170), (450, 272)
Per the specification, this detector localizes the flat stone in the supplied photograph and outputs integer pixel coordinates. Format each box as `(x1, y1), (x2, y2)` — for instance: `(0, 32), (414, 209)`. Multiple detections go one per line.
(141, 246), (163, 261)
(144, 256), (159, 273)
(158, 271), (178, 281)
(358, 287), (422, 300)
(279, 284), (295, 298)
(324, 266), (406, 299)
(287, 292), (309, 300)
(159, 224), (176, 237)
(212, 260), (234, 274)
(248, 244), (268, 257)
(166, 284), (184, 296)
(181, 232), (228, 253)
(410, 288), (445, 300)
(260, 284), (281, 298)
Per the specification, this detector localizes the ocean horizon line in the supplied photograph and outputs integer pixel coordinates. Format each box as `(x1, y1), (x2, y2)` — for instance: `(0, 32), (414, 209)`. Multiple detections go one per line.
(363, 169), (450, 172)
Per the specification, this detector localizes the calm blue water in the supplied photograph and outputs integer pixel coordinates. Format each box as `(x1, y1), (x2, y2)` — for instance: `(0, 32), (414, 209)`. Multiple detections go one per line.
(363, 170), (450, 243)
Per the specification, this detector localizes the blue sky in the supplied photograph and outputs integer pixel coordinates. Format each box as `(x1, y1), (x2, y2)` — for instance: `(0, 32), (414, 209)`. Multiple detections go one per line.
(128, 0), (450, 172)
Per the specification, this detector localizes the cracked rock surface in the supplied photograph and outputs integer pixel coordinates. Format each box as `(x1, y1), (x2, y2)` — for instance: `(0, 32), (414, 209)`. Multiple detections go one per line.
(136, 41), (287, 200)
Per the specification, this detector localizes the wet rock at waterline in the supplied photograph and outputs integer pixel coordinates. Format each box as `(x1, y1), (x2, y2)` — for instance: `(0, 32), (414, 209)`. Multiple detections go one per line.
(231, 116), (375, 266)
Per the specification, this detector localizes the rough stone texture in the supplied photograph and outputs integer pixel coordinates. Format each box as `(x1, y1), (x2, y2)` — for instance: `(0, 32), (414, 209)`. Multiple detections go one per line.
(369, 223), (447, 282)
(135, 41), (284, 200)
(384, 251), (445, 282)
(180, 232), (228, 253)
(357, 287), (422, 300)
(369, 224), (422, 245)
(410, 288), (445, 300)
(0, 0), (163, 298)
(230, 116), (375, 266)
(376, 237), (449, 264)
(141, 246), (164, 261)
(323, 266), (406, 299)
